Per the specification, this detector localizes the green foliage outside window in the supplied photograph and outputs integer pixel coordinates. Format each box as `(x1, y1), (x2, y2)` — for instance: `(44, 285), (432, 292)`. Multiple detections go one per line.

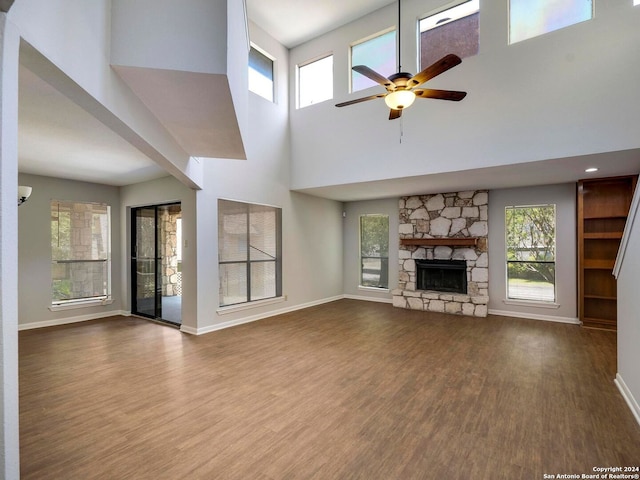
(506, 205), (556, 301)
(360, 215), (389, 288)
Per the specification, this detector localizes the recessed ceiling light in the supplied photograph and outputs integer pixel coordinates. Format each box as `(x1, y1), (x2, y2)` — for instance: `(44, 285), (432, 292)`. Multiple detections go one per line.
(585, 167), (599, 173)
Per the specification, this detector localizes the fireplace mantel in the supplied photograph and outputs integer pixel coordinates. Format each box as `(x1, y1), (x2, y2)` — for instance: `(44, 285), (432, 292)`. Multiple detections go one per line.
(400, 238), (479, 247)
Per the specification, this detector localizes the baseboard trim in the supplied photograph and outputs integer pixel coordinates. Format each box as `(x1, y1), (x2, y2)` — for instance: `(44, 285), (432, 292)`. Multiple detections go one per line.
(18, 310), (129, 331)
(344, 294), (393, 304)
(185, 295), (346, 336)
(614, 373), (640, 428)
(488, 309), (580, 325)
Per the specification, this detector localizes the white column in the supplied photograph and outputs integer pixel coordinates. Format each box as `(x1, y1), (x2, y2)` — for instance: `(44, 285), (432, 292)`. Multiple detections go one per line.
(0, 11), (21, 480)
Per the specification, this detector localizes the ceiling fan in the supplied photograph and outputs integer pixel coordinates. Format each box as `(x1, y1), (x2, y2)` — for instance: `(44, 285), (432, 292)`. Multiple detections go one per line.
(335, 0), (467, 120)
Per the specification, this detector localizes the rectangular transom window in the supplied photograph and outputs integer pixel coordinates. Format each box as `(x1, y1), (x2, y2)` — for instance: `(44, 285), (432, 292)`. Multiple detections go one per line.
(351, 29), (396, 93)
(298, 54), (333, 108)
(218, 199), (282, 307)
(360, 215), (389, 289)
(509, 0), (593, 44)
(249, 46), (274, 102)
(420, 0), (479, 70)
(506, 204), (556, 302)
(51, 201), (111, 305)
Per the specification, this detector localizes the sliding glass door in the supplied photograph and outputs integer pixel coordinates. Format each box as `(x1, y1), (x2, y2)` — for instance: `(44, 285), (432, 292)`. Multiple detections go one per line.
(132, 207), (161, 319)
(131, 203), (182, 325)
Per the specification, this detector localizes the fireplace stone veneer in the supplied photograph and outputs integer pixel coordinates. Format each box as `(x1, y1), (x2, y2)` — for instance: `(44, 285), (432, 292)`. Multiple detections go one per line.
(392, 191), (489, 317)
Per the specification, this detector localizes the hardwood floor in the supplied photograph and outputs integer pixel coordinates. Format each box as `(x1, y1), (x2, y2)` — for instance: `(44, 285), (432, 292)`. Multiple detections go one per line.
(19, 299), (640, 479)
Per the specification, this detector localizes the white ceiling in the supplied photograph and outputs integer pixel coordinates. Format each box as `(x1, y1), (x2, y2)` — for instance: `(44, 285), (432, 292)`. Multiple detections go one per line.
(246, 0), (394, 48)
(17, 2), (640, 199)
(18, 64), (168, 187)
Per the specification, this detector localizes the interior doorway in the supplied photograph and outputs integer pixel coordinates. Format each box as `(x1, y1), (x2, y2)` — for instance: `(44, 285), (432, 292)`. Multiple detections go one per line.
(131, 203), (182, 326)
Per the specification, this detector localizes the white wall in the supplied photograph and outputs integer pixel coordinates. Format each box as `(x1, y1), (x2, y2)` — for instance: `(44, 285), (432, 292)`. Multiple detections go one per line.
(615, 189), (640, 425)
(111, 0), (227, 74)
(17, 174), (124, 328)
(10, 0), (199, 187)
(488, 184), (577, 323)
(343, 198), (399, 302)
(0, 11), (21, 479)
(191, 21), (344, 334)
(289, 0), (640, 191)
(119, 176), (197, 331)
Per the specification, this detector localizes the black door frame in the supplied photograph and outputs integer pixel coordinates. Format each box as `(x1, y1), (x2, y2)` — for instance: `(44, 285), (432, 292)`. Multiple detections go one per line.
(131, 202), (181, 325)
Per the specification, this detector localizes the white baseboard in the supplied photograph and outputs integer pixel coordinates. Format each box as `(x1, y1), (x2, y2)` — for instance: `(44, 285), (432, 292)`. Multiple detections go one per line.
(488, 309), (580, 325)
(344, 294), (393, 304)
(615, 373), (640, 428)
(185, 295), (346, 336)
(18, 310), (129, 331)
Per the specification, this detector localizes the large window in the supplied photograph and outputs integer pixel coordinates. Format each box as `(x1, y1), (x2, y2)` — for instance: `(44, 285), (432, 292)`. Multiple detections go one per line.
(298, 54), (333, 108)
(360, 215), (389, 289)
(249, 45), (274, 102)
(218, 199), (282, 307)
(51, 201), (111, 305)
(509, 0), (593, 44)
(506, 205), (556, 302)
(351, 30), (396, 92)
(419, 0), (479, 70)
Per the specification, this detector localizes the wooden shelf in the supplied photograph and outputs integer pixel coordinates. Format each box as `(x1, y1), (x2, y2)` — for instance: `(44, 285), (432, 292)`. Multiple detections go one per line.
(400, 238), (478, 247)
(578, 175), (637, 332)
(582, 317), (617, 331)
(584, 294), (616, 301)
(583, 215), (628, 220)
(583, 232), (623, 239)
(583, 259), (616, 270)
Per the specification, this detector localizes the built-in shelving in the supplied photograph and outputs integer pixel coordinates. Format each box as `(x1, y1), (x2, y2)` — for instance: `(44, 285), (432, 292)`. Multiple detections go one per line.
(578, 176), (637, 331)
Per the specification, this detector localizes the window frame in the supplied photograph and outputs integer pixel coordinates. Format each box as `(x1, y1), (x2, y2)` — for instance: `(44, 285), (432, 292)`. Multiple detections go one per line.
(418, 0), (479, 70)
(297, 53), (334, 109)
(350, 27), (396, 93)
(505, 204), (557, 304)
(248, 44), (275, 102)
(50, 200), (112, 308)
(218, 199), (283, 308)
(508, 0), (594, 45)
(359, 214), (390, 290)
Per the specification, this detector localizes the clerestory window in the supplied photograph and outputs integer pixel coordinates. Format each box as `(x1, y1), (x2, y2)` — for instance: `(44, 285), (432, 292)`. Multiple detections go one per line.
(419, 0), (479, 69)
(509, 0), (593, 44)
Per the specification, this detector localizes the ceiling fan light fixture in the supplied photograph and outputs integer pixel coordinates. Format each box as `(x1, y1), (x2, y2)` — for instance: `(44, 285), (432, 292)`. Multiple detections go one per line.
(384, 90), (416, 110)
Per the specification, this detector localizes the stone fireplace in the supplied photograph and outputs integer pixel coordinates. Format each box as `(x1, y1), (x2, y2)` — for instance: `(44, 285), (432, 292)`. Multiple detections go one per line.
(392, 191), (489, 317)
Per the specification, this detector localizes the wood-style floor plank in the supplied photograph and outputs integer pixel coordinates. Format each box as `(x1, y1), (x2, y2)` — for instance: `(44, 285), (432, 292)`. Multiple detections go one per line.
(19, 299), (640, 479)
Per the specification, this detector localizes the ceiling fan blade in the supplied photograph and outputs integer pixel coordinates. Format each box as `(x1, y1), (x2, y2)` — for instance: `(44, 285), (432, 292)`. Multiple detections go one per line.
(389, 109), (402, 120)
(335, 93), (386, 107)
(408, 54), (462, 88)
(414, 89), (467, 101)
(352, 65), (396, 91)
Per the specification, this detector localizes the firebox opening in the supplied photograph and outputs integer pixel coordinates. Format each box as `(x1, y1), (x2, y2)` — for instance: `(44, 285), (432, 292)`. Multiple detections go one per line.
(416, 259), (467, 294)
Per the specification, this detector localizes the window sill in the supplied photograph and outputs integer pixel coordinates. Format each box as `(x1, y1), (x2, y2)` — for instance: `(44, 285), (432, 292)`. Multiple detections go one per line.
(217, 296), (286, 315)
(503, 299), (560, 309)
(358, 286), (390, 294)
(49, 298), (113, 312)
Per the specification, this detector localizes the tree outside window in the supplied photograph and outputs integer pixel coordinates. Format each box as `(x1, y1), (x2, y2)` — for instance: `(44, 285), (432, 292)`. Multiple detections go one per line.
(506, 205), (556, 302)
(360, 215), (389, 288)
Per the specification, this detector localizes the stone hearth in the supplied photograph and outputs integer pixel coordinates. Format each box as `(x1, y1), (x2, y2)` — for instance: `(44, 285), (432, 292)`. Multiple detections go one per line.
(392, 191), (489, 317)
